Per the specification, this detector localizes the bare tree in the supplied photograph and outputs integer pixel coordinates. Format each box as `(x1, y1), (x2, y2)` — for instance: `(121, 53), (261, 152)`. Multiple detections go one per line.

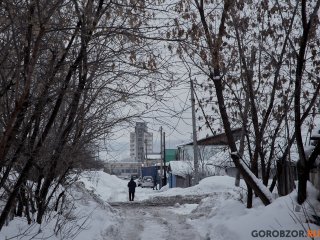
(0, 0), (176, 228)
(169, 0), (272, 206)
(167, 0), (320, 206)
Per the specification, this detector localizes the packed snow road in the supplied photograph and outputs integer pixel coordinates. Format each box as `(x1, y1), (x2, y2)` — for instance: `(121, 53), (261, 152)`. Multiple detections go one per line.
(107, 196), (206, 240)
(104, 193), (239, 240)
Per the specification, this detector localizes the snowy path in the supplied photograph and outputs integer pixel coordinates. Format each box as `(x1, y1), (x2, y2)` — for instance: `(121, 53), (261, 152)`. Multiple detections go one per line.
(109, 204), (204, 240)
(103, 193), (233, 240)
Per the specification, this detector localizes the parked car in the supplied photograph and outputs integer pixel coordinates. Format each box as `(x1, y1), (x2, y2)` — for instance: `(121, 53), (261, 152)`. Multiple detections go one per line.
(131, 174), (139, 180)
(140, 176), (154, 188)
(136, 177), (142, 186)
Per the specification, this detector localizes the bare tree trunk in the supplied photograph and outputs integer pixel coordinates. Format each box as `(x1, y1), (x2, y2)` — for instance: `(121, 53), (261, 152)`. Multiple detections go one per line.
(0, 159), (34, 229)
(213, 75), (271, 205)
(194, 0), (272, 206)
(247, 185), (253, 208)
(294, 0), (320, 204)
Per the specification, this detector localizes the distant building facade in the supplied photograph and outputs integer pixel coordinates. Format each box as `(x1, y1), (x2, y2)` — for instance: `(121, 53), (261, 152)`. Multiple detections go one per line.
(130, 122), (153, 162)
(104, 161), (141, 177)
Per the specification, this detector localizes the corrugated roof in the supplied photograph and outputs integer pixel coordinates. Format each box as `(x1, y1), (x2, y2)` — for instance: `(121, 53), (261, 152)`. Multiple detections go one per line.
(177, 128), (242, 146)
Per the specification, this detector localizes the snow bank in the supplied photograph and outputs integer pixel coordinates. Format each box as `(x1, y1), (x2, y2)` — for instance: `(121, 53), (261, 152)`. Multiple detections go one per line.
(79, 171), (128, 202)
(152, 175), (245, 198)
(73, 172), (244, 203)
(0, 176), (119, 240)
(190, 182), (320, 240)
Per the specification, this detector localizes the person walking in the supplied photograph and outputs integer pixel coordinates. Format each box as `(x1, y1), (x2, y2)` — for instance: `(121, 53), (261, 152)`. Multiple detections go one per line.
(127, 177), (137, 201)
(153, 176), (158, 190)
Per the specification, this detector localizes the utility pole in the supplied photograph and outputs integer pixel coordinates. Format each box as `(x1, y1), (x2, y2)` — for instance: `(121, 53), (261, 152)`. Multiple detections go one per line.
(160, 126), (163, 188)
(145, 139), (148, 166)
(190, 78), (199, 185)
(163, 131), (167, 185)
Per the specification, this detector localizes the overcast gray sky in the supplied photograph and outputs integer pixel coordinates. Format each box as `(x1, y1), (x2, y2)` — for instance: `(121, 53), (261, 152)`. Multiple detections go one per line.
(99, 80), (215, 162)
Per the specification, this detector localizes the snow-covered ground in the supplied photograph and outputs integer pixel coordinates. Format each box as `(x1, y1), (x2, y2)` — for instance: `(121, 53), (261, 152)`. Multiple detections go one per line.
(1, 170), (319, 240)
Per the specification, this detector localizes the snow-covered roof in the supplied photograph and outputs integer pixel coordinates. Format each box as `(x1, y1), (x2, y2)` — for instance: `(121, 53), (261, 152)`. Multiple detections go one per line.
(176, 128), (242, 147)
(168, 161), (193, 177)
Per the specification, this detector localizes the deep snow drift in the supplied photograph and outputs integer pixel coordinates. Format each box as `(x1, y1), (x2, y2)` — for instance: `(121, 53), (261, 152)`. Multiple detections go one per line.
(1, 170), (319, 240)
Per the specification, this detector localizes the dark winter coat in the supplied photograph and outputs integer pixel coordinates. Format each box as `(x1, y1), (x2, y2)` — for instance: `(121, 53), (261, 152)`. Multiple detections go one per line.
(128, 179), (137, 192)
(153, 177), (157, 186)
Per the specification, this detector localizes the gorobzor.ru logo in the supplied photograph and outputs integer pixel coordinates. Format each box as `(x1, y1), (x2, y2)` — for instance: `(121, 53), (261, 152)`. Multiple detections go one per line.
(251, 229), (306, 238)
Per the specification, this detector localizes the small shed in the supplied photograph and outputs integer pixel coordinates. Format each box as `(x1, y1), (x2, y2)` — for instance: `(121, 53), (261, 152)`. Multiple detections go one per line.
(168, 161), (193, 188)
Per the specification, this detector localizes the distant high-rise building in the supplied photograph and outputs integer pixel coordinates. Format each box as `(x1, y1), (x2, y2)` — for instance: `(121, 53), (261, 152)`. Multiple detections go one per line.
(130, 122), (153, 162)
